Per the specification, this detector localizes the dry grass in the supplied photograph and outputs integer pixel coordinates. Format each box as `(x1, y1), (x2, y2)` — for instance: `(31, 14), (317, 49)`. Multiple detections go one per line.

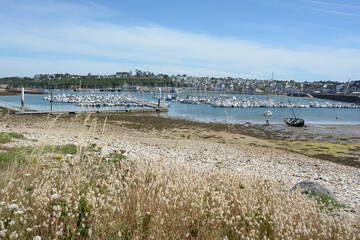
(0, 115), (359, 239)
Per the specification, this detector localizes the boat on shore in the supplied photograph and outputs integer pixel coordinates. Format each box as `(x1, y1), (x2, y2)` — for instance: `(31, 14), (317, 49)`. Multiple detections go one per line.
(284, 117), (305, 127)
(284, 99), (305, 127)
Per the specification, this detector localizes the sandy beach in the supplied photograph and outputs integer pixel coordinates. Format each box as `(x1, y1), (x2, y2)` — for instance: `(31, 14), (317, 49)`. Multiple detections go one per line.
(0, 112), (359, 218)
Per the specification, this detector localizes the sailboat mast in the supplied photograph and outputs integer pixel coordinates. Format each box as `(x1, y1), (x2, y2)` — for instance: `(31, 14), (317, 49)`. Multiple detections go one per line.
(288, 99), (297, 119)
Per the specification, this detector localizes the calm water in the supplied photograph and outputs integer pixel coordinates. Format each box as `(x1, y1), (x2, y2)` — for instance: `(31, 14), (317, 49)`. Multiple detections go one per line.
(1, 91), (359, 124)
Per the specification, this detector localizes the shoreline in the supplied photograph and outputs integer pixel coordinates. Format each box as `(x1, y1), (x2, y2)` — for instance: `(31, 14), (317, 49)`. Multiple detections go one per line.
(0, 112), (359, 216)
(1, 110), (359, 168)
(161, 114), (360, 126)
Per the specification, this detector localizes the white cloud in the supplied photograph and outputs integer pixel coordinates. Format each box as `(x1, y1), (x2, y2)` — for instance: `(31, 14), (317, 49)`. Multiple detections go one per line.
(1, 0), (360, 81)
(303, 0), (360, 9)
(309, 7), (360, 17)
(0, 57), (239, 78)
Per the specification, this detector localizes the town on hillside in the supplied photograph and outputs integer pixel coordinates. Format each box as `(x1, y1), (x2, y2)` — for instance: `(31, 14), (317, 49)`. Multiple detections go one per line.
(1, 69), (360, 96)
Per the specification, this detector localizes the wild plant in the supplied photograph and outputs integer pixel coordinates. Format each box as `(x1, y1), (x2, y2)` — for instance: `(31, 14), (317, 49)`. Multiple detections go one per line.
(0, 114), (358, 239)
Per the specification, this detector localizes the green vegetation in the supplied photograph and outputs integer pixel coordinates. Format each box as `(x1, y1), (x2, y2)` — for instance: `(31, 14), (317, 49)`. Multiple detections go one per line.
(6, 132), (26, 140)
(43, 144), (78, 155)
(271, 140), (359, 156)
(0, 132), (26, 143)
(0, 133), (12, 143)
(109, 152), (126, 163)
(269, 140), (360, 166)
(77, 197), (92, 237)
(0, 146), (33, 166)
(0, 144), (77, 166)
(0, 77), (177, 89)
(0, 143), (122, 167)
(308, 192), (346, 211)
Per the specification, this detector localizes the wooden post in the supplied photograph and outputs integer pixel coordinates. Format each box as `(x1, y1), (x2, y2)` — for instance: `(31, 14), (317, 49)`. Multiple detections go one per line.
(21, 88), (24, 112)
(158, 87), (161, 108)
(51, 91), (53, 113)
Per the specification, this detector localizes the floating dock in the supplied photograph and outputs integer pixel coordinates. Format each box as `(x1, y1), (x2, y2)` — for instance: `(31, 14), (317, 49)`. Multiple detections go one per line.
(14, 108), (168, 115)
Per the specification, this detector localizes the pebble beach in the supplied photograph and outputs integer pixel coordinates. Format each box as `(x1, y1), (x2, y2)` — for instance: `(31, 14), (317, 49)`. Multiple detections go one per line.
(1, 113), (359, 218)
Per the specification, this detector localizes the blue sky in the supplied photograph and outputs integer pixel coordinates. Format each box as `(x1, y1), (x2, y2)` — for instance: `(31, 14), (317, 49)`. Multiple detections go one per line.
(1, 0), (360, 81)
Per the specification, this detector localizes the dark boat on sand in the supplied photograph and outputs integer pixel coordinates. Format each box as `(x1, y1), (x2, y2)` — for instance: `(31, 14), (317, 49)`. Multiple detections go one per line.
(284, 117), (305, 127)
(284, 99), (305, 127)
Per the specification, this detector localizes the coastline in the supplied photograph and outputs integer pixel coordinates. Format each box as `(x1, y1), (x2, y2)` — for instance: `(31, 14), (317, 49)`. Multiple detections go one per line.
(0, 112), (359, 217)
(1, 110), (359, 167)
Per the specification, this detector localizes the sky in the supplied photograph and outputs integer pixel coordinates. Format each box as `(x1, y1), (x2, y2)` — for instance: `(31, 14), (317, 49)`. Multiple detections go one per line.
(0, 0), (360, 82)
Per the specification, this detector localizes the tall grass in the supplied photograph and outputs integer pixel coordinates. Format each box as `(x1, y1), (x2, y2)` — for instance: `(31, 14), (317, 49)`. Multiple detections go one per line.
(0, 115), (359, 239)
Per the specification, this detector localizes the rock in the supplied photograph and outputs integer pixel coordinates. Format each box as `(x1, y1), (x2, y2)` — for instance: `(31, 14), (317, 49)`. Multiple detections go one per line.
(292, 180), (337, 201)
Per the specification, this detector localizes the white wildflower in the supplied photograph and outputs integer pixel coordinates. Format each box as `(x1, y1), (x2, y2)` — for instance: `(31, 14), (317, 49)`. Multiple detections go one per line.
(33, 236), (42, 240)
(9, 221), (16, 226)
(0, 229), (8, 237)
(8, 204), (18, 209)
(0, 201), (5, 206)
(24, 173), (31, 177)
(15, 209), (24, 215)
(9, 231), (18, 239)
(26, 228), (33, 232)
(50, 194), (59, 200)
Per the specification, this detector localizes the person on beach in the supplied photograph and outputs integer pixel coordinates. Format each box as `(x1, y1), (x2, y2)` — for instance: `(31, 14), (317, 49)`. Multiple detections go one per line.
(266, 119), (269, 126)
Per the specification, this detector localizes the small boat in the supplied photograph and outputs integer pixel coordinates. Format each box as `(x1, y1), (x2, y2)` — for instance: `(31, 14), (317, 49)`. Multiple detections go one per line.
(264, 110), (272, 117)
(284, 99), (305, 127)
(284, 118), (305, 127)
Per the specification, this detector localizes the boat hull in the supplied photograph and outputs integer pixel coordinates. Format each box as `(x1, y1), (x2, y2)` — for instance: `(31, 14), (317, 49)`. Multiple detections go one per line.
(284, 118), (305, 127)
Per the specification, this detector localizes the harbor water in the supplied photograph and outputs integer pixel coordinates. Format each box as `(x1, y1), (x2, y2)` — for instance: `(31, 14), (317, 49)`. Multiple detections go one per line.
(0, 91), (359, 124)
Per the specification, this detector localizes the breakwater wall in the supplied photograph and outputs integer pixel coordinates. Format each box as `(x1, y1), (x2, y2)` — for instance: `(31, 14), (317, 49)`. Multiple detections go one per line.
(312, 94), (360, 104)
(289, 93), (360, 104)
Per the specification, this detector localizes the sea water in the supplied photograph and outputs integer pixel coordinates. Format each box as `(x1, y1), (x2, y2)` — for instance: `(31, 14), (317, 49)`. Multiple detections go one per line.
(0, 91), (359, 124)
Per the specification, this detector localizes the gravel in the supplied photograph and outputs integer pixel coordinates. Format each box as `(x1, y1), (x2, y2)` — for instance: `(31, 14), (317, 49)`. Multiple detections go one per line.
(1, 124), (359, 217)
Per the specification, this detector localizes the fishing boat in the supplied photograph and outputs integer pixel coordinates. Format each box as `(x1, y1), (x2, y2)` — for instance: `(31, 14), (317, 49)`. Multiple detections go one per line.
(284, 99), (305, 127)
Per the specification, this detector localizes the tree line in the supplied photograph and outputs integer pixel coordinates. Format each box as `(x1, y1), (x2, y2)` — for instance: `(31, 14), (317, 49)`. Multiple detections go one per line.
(0, 77), (179, 89)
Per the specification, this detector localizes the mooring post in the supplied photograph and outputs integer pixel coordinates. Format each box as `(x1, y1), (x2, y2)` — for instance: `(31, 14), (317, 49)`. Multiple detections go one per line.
(21, 87), (24, 112)
(51, 91), (53, 113)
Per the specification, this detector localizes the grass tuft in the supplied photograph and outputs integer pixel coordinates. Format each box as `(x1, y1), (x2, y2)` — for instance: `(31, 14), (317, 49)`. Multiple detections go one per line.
(308, 192), (347, 211)
(0, 132), (26, 143)
(6, 132), (26, 140)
